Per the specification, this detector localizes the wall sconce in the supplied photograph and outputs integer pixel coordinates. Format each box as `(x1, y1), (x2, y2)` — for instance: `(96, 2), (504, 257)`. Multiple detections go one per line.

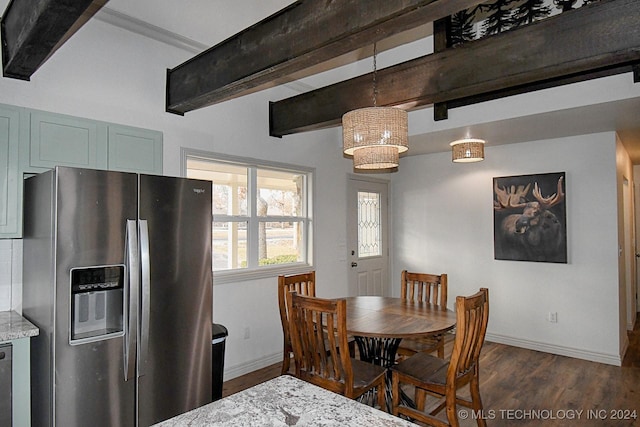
(450, 138), (485, 163)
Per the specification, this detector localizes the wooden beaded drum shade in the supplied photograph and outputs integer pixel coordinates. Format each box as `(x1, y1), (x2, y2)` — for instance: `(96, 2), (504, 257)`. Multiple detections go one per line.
(450, 138), (485, 162)
(343, 107), (408, 170)
(341, 39), (408, 171)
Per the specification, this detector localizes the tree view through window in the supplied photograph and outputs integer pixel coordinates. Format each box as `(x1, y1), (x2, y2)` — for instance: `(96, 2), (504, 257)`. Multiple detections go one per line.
(186, 154), (312, 272)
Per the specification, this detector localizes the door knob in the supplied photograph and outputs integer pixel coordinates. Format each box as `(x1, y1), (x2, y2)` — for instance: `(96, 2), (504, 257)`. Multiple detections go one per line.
(351, 262), (358, 267)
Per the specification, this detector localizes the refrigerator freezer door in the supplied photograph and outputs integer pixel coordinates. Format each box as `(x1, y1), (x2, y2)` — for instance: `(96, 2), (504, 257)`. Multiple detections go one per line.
(53, 168), (138, 427)
(137, 174), (213, 426)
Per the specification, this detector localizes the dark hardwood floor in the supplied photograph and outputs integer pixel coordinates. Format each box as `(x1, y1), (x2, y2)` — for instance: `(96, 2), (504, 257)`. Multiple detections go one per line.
(223, 319), (640, 426)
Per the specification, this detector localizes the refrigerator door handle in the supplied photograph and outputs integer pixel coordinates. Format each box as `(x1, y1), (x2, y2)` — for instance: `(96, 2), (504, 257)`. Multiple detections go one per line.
(124, 219), (139, 382)
(138, 219), (151, 377)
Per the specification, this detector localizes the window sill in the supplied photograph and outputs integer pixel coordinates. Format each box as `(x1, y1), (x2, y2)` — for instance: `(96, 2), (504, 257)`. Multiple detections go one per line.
(212, 263), (315, 285)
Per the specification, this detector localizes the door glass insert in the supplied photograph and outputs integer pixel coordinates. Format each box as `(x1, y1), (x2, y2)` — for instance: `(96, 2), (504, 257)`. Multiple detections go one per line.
(357, 191), (382, 258)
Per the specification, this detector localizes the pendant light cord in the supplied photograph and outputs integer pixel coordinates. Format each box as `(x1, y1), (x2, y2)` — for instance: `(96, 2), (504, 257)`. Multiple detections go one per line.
(372, 41), (378, 108)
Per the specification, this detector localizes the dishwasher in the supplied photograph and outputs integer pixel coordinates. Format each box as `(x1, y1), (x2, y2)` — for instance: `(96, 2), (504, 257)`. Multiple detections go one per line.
(0, 343), (11, 427)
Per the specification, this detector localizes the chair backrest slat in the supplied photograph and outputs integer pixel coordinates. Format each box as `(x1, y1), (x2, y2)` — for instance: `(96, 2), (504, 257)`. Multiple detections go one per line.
(401, 270), (448, 308)
(287, 293), (353, 394)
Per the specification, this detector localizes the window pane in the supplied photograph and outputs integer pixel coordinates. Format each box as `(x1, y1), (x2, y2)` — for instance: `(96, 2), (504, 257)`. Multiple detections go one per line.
(187, 159), (248, 215)
(213, 221), (247, 270)
(257, 169), (303, 217)
(258, 221), (303, 265)
(358, 191), (381, 257)
(186, 152), (312, 273)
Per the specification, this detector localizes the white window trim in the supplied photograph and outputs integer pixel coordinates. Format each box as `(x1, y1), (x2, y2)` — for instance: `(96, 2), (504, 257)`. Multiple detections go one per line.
(181, 148), (315, 285)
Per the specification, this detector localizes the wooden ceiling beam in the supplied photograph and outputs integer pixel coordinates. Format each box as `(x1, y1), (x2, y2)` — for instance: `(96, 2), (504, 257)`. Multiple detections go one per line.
(1, 0), (107, 80)
(165, 0), (487, 115)
(269, 0), (640, 137)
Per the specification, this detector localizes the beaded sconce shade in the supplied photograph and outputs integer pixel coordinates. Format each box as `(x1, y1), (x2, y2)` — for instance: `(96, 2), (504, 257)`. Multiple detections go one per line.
(450, 138), (485, 163)
(342, 107), (408, 170)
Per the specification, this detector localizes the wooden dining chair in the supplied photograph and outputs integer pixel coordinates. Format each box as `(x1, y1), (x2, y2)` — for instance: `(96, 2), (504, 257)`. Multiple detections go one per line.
(278, 272), (316, 375)
(391, 288), (489, 427)
(287, 293), (387, 409)
(397, 271), (448, 359)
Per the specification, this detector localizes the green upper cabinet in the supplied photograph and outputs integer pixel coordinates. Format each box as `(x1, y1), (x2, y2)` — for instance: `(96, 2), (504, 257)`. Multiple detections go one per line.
(0, 105), (20, 237)
(28, 111), (107, 170)
(107, 124), (163, 174)
(0, 104), (164, 238)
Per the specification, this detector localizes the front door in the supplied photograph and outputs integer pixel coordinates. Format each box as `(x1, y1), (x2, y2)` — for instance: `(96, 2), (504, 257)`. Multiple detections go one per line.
(347, 177), (389, 296)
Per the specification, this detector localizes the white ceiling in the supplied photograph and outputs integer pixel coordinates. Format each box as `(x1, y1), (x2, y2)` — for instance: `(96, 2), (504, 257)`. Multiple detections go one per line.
(8, 0), (640, 162)
(103, 0), (296, 48)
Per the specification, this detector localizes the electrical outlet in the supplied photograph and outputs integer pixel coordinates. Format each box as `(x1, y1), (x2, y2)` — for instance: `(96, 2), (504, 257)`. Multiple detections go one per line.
(547, 312), (558, 323)
(244, 327), (250, 339)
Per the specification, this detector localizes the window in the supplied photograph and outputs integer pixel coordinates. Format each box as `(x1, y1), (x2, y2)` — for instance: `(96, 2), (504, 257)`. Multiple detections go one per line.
(184, 150), (313, 280)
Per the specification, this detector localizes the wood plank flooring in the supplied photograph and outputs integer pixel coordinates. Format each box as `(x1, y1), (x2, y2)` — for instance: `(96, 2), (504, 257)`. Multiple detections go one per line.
(222, 320), (640, 426)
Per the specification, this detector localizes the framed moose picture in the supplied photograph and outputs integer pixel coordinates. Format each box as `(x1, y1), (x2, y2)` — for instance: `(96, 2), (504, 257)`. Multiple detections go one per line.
(493, 172), (567, 263)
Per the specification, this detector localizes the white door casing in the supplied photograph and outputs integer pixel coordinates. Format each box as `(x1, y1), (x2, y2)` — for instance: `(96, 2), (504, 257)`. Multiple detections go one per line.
(347, 177), (389, 297)
(624, 179), (636, 330)
(629, 182), (640, 320)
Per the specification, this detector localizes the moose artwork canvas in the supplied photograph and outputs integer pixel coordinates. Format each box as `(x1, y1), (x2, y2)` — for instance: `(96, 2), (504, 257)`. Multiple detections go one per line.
(493, 172), (567, 263)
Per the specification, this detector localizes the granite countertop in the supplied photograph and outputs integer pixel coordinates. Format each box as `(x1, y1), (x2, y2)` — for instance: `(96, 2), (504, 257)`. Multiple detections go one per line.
(154, 375), (416, 426)
(0, 311), (39, 342)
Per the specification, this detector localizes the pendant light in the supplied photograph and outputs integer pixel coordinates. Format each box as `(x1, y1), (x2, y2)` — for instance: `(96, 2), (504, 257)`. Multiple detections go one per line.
(450, 138), (485, 162)
(342, 41), (408, 170)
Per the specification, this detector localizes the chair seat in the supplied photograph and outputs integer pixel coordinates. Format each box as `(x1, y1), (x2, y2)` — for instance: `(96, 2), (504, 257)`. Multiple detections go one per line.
(351, 358), (387, 389)
(392, 350), (449, 386)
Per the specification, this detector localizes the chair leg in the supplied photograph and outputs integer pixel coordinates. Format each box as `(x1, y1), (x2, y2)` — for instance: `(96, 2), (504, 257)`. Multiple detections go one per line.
(281, 347), (290, 375)
(445, 392), (460, 427)
(391, 372), (401, 416)
(415, 388), (427, 412)
(377, 381), (386, 411)
(437, 338), (445, 359)
(470, 375), (486, 427)
(349, 339), (356, 358)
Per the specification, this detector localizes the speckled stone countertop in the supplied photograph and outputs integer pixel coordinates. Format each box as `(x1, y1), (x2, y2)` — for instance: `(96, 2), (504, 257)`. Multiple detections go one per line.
(154, 375), (416, 426)
(0, 311), (39, 342)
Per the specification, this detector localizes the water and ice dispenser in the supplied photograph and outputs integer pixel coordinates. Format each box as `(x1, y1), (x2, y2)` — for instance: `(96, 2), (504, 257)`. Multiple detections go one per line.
(70, 265), (125, 344)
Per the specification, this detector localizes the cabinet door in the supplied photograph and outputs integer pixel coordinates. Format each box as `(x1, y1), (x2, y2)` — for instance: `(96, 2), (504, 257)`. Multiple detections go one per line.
(107, 125), (163, 174)
(0, 105), (20, 237)
(29, 111), (106, 169)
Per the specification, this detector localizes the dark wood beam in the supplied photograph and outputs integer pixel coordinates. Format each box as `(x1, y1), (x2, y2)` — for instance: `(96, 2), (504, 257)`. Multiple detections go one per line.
(269, 0), (640, 137)
(1, 0), (107, 80)
(165, 0), (488, 115)
(432, 16), (450, 121)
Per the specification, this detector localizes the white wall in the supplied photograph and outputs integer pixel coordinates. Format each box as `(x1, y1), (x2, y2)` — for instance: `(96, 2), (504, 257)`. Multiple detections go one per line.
(0, 7), (631, 377)
(0, 18), (354, 378)
(391, 133), (623, 364)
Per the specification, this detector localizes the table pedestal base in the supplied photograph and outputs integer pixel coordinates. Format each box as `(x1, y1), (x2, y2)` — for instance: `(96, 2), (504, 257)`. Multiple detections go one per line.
(353, 336), (416, 412)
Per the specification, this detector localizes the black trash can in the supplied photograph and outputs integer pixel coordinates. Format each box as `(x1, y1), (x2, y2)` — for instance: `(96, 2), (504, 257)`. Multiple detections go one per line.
(212, 323), (228, 401)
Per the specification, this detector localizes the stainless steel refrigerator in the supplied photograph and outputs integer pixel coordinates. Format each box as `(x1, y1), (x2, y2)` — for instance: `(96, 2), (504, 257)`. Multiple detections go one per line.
(22, 166), (213, 427)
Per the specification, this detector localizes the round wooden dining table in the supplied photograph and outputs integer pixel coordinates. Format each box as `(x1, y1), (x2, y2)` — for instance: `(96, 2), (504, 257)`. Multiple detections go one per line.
(345, 296), (457, 410)
(345, 296), (456, 366)
(346, 296), (457, 340)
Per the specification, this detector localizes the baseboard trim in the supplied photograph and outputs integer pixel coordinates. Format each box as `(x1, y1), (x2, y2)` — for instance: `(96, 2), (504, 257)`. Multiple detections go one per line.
(224, 351), (282, 381)
(486, 332), (622, 366)
(224, 334), (626, 381)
